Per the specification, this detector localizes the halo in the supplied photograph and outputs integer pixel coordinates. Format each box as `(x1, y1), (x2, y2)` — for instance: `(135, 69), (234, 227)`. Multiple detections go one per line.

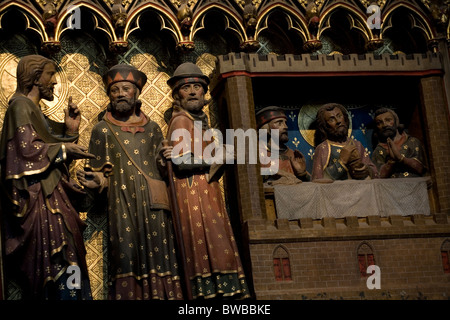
(297, 103), (352, 147)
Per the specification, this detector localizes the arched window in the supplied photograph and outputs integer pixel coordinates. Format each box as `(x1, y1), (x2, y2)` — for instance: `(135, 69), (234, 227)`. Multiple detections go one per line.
(441, 240), (450, 274)
(357, 242), (375, 277)
(273, 246), (292, 281)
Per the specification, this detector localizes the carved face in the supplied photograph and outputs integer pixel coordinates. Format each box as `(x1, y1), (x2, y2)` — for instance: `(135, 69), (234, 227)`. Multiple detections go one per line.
(37, 63), (57, 101)
(323, 107), (348, 142)
(268, 117), (289, 144)
(178, 82), (205, 114)
(109, 81), (137, 114)
(375, 111), (397, 142)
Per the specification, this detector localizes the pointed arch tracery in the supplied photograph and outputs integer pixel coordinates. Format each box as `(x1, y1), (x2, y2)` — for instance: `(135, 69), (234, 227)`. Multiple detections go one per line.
(318, 3), (374, 43)
(55, 1), (116, 42)
(191, 3), (246, 43)
(125, 2), (182, 43)
(0, 1), (47, 42)
(382, 2), (436, 41)
(256, 3), (309, 42)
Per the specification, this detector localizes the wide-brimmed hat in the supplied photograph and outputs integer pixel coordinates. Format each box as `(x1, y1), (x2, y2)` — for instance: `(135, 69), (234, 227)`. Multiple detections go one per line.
(167, 62), (209, 96)
(103, 64), (147, 93)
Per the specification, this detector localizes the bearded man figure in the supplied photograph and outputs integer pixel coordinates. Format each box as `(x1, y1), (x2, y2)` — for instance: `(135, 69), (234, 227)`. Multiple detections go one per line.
(0, 55), (94, 299)
(371, 107), (426, 178)
(256, 106), (310, 185)
(312, 103), (378, 181)
(158, 62), (251, 299)
(77, 64), (183, 300)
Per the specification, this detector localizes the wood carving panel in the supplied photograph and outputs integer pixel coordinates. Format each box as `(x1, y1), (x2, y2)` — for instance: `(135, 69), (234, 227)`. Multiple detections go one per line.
(0, 30), (219, 300)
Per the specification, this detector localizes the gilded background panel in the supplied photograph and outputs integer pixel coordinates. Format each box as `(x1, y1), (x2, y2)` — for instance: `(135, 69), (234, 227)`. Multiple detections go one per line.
(0, 29), (219, 300)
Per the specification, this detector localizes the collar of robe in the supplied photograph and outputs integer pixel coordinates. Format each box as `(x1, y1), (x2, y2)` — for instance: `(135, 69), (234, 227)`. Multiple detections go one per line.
(105, 111), (148, 134)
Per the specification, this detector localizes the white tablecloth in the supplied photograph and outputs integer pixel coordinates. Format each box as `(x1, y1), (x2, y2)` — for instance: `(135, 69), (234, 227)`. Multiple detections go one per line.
(273, 177), (431, 219)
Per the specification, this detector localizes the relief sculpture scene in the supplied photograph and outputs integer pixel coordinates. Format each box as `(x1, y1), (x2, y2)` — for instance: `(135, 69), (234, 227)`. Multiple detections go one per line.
(0, 0), (449, 304)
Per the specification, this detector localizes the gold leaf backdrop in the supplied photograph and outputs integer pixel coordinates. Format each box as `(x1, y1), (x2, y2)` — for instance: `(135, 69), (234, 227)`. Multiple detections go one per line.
(0, 31), (218, 300)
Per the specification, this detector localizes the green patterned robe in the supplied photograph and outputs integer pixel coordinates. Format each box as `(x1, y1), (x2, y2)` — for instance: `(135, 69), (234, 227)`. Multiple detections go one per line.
(85, 112), (182, 300)
(372, 133), (426, 178)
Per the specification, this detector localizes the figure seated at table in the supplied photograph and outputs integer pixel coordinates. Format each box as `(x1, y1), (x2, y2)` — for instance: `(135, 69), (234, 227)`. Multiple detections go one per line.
(256, 106), (311, 186)
(311, 103), (378, 181)
(371, 107), (427, 179)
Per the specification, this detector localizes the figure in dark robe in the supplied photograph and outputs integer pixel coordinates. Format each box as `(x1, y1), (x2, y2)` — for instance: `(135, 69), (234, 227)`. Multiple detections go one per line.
(159, 62), (251, 299)
(0, 55), (94, 299)
(312, 103), (378, 181)
(256, 106), (310, 185)
(76, 64), (183, 300)
(371, 107), (426, 178)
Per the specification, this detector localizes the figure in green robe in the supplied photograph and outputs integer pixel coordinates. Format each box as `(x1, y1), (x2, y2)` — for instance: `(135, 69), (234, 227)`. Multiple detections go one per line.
(371, 107), (426, 178)
(77, 64), (182, 300)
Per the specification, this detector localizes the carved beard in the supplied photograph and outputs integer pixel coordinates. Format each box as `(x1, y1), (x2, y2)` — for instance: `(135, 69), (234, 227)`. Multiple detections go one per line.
(378, 125), (397, 143)
(111, 97), (136, 114)
(180, 96), (206, 114)
(38, 82), (54, 101)
(279, 131), (289, 144)
(326, 124), (348, 143)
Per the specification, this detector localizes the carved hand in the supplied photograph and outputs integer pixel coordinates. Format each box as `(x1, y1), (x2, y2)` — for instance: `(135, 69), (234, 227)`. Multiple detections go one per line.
(64, 96), (81, 135)
(76, 170), (107, 192)
(290, 150), (307, 176)
(387, 138), (403, 162)
(339, 140), (358, 165)
(64, 143), (95, 160)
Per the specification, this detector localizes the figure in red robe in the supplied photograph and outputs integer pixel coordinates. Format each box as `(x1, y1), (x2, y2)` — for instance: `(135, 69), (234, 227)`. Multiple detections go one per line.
(312, 103), (378, 181)
(159, 62), (250, 299)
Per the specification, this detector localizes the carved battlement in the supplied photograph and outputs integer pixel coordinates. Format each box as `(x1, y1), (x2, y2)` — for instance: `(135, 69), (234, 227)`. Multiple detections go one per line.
(214, 52), (444, 78)
(247, 213), (450, 243)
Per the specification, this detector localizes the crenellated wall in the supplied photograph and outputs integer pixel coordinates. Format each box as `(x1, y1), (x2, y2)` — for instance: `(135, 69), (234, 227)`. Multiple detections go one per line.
(214, 52), (444, 77)
(212, 49), (450, 299)
(247, 213), (450, 300)
(1, 0), (450, 300)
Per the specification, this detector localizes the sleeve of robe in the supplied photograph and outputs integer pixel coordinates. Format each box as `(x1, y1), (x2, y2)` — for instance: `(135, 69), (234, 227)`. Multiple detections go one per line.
(355, 140), (379, 179)
(167, 114), (211, 174)
(2, 100), (65, 217)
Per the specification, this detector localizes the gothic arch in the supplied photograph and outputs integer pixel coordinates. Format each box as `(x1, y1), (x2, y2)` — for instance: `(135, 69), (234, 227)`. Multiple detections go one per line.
(356, 242), (376, 277)
(382, 2), (436, 42)
(318, 6), (370, 55)
(273, 245), (292, 282)
(357, 241), (375, 254)
(55, 1), (115, 43)
(125, 2), (181, 44)
(0, 2), (47, 42)
(443, 239), (450, 249)
(192, 3), (246, 44)
(256, 4), (309, 42)
(381, 5), (433, 54)
(318, 3), (373, 43)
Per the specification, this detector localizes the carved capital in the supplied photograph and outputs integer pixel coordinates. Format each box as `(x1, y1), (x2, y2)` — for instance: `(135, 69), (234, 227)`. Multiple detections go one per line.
(303, 39), (322, 53)
(240, 40), (260, 53)
(41, 41), (61, 55)
(109, 41), (129, 54)
(176, 41), (195, 52)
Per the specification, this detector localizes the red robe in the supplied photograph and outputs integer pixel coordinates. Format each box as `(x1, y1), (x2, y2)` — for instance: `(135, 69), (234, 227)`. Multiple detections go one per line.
(312, 138), (378, 180)
(166, 107), (250, 299)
